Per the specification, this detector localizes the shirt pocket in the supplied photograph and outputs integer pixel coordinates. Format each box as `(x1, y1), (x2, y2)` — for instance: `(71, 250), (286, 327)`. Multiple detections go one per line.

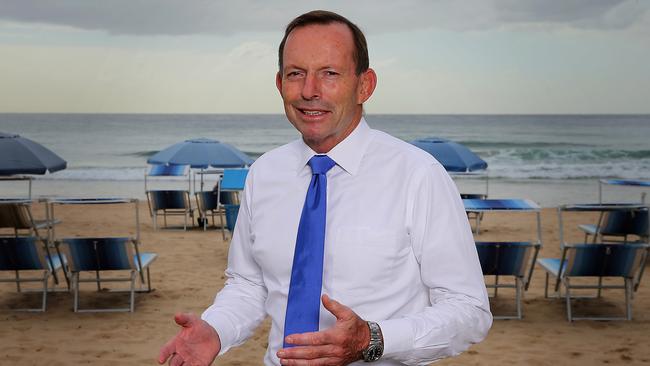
(329, 226), (409, 297)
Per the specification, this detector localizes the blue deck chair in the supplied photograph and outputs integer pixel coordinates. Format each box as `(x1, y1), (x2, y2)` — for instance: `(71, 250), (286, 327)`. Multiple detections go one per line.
(538, 243), (649, 321)
(220, 168), (248, 192)
(476, 241), (540, 319)
(461, 193), (487, 233)
(224, 204), (240, 237)
(0, 237), (66, 312)
(195, 190), (220, 231)
(217, 169), (247, 239)
(146, 190), (194, 230)
(579, 209), (649, 244)
(145, 164), (194, 230)
(58, 237), (157, 313)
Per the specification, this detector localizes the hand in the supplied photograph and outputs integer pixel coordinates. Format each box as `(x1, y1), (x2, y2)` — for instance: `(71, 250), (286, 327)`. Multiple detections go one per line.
(277, 294), (370, 365)
(158, 312), (221, 366)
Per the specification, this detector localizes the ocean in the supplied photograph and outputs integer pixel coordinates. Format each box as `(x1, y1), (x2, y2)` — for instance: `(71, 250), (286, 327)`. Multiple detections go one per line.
(1, 113), (649, 207)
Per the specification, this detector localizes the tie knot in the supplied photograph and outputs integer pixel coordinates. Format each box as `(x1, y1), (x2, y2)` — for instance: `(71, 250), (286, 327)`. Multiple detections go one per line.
(308, 155), (336, 175)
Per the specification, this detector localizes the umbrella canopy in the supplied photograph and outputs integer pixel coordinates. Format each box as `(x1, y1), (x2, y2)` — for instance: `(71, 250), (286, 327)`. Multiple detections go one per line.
(147, 138), (253, 169)
(411, 137), (487, 172)
(0, 132), (67, 175)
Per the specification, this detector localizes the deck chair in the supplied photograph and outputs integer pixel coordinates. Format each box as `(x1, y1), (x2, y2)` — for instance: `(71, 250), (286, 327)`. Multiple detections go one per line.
(57, 237), (157, 313)
(579, 209), (649, 244)
(147, 190), (194, 230)
(0, 237), (66, 311)
(145, 164), (194, 230)
(0, 200), (59, 237)
(195, 190), (220, 231)
(218, 169), (247, 239)
(476, 241), (540, 319)
(224, 204), (240, 236)
(538, 243), (649, 321)
(461, 193), (487, 233)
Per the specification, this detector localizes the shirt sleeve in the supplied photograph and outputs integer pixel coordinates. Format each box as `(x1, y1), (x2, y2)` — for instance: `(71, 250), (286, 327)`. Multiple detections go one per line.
(201, 172), (268, 354)
(377, 163), (492, 365)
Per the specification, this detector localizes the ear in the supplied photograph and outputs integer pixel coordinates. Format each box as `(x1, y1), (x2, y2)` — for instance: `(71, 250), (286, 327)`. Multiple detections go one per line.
(276, 71), (283, 95)
(357, 68), (377, 104)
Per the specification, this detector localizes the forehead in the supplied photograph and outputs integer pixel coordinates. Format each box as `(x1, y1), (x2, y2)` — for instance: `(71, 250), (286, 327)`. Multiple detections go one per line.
(282, 22), (355, 68)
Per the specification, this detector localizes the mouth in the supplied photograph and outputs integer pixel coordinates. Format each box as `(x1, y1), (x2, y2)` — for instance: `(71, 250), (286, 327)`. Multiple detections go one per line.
(295, 107), (330, 118)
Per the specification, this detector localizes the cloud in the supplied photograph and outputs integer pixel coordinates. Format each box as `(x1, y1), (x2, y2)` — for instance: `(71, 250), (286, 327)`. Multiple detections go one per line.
(0, 0), (647, 36)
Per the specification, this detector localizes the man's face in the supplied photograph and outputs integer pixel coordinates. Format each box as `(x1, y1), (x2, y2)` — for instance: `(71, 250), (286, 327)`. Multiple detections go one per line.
(276, 22), (376, 153)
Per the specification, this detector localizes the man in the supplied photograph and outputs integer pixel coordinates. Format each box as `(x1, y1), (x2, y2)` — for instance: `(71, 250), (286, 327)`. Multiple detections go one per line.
(159, 10), (491, 366)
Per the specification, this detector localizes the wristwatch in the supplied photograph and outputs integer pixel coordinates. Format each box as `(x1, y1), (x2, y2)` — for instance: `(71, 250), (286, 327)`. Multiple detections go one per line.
(362, 321), (384, 362)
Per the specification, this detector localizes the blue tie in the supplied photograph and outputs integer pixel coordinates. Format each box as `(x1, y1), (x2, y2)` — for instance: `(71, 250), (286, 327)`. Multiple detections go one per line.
(283, 155), (336, 347)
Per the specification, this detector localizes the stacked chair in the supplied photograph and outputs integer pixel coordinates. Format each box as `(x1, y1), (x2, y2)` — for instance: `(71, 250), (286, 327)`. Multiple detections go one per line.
(49, 198), (157, 313)
(0, 199), (66, 311)
(538, 204), (649, 321)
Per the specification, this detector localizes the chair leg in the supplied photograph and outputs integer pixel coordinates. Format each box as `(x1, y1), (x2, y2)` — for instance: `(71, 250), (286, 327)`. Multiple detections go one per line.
(565, 278), (573, 322)
(544, 272), (549, 298)
(73, 273), (80, 312)
(129, 271), (136, 313)
(15, 270), (21, 292)
(494, 275), (499, 297)
(625, 279), (632, 321)
(40, 270), (49, 312)
(220, 211), (226, 241)
(516, 277), (523, 320)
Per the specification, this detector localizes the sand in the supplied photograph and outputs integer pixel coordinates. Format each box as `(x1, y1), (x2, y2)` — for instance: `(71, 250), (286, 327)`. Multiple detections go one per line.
(1, 201), (649, 365)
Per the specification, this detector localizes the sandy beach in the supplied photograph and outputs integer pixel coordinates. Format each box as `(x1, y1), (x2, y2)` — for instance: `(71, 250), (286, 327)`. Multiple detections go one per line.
(1, 201), (649, 366)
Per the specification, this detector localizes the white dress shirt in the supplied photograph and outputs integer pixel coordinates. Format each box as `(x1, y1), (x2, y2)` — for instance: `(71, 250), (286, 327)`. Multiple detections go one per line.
(202, 118), (492, 365)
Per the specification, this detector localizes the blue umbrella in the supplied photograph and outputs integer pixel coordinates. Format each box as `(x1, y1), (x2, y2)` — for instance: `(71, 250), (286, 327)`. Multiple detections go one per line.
(147, 138), (253, 168)
(0, 132), (67, 175)
(411, 137), (487, 172)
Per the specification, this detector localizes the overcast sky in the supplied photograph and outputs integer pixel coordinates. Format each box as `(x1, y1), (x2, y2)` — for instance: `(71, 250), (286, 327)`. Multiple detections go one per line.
(1, 0), (648, 114)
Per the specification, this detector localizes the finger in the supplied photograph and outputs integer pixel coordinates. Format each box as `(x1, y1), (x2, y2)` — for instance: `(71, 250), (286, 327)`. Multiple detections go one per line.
(321, 294), (353, 321)
(174, 312), (197, 328)
(158, 337), (177, 364)
(277, 344), (337, 360)
(284, 330), (331, 346)
(169, 353), (184, 366)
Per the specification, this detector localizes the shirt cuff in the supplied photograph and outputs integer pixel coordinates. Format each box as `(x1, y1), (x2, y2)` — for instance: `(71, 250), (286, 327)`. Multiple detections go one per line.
(376, 318), (414, 356)
(201, 308), (236, 355)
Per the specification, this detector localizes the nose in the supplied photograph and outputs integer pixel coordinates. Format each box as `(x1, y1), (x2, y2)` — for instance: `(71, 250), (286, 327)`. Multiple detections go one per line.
(301, 73), (320, 100)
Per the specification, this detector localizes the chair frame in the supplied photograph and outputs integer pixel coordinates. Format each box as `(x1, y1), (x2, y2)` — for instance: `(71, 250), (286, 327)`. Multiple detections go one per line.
(146, 190), (195, 230)
(477, 241), (541, 320)
(463, 198), (543, 319)
(58, 237), (155, 313)
(538, 204), (650, 321)
(0, 236), (65, 312)
(47, 198), (157, 312)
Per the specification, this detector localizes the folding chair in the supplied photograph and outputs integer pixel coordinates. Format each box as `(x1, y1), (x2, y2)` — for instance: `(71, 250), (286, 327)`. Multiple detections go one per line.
(58, 237), (157, 313)
(538, 243), (649, 321)
(579, 209), (648, 244)
(476, 241), (540, 319)
(0, 236), (66, 312)
(145, 164), (194, 230)
(218, 169), (248, 240)
(147, 190), (194, 230)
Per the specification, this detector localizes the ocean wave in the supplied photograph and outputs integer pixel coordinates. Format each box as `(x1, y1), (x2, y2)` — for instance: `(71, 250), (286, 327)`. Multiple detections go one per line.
(121, 150), (160, 158)
(482, 148), (650, 161)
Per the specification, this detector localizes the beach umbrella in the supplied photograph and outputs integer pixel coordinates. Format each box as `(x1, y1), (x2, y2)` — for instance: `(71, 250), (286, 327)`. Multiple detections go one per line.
(0, 132), (67, 175)
(411, 137), (487, 172)
(147, 138), (253, 169)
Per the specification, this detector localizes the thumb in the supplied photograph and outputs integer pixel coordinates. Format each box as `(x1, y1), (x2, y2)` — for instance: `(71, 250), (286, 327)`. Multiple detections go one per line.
(174, 312), (197, 328)
(322, 294), (353, 321)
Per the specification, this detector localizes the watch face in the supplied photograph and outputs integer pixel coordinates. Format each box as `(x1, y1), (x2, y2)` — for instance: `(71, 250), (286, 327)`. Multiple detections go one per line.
(366, 346), (382, 361)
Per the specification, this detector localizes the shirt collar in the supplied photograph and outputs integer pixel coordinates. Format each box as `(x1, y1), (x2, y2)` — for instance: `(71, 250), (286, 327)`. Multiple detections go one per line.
(296, 117), (372, 176)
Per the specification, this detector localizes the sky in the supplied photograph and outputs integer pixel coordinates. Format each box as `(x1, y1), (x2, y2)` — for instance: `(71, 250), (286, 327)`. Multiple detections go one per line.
(0, 0), (648, 114)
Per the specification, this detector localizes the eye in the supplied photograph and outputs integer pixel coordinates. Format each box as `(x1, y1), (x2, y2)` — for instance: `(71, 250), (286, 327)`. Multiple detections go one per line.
(325, 70), (339, 77)
(286, 70), (304, 79)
